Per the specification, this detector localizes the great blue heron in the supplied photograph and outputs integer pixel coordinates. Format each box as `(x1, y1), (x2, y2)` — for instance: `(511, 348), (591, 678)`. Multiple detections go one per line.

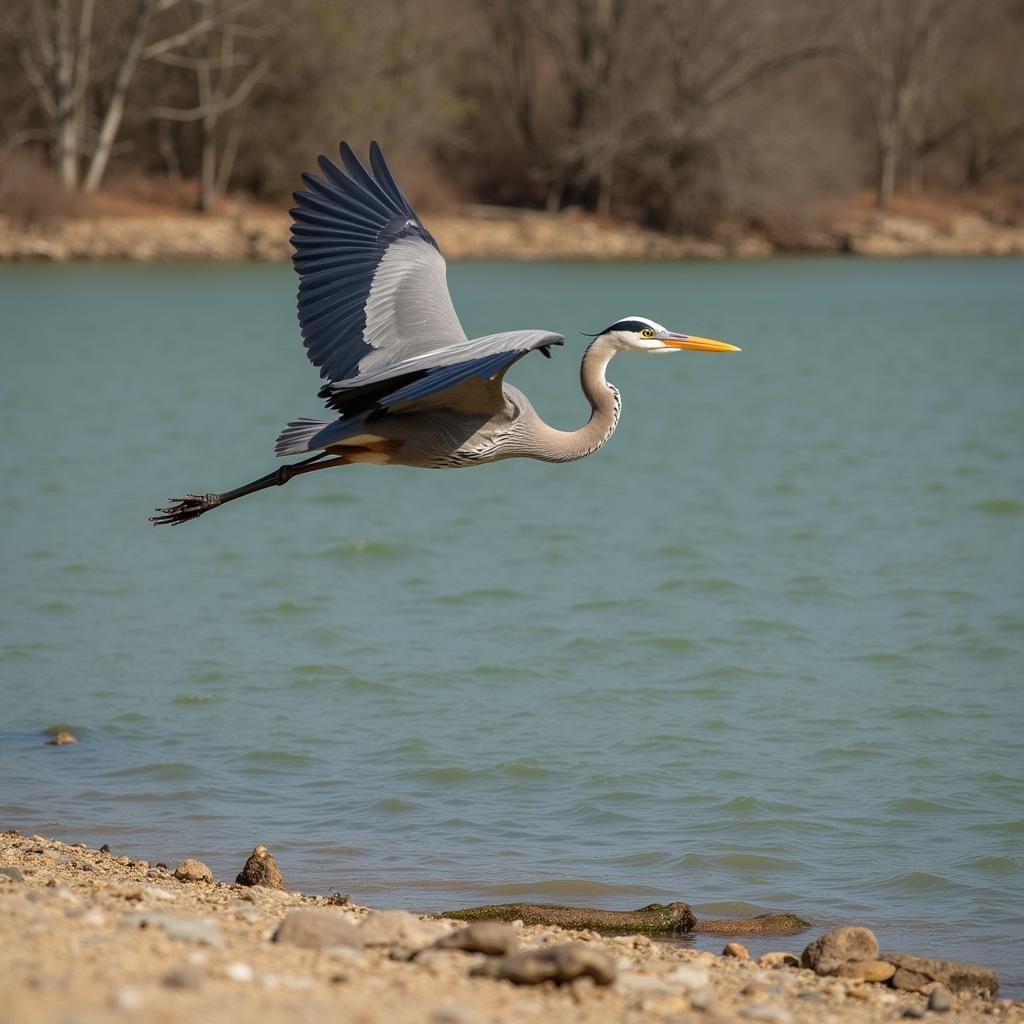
(151, 142), (739, 526)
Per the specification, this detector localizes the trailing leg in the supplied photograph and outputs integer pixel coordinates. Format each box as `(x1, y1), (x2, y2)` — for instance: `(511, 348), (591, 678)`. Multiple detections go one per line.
(150, 453), (348, 525)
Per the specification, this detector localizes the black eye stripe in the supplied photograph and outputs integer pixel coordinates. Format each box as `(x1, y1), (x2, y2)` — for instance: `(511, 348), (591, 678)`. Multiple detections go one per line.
(599, 319), (657, 335)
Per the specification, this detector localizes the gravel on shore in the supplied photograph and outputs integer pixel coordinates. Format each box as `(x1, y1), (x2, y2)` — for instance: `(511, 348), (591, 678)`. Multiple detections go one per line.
(1, 830), (1019, 1024)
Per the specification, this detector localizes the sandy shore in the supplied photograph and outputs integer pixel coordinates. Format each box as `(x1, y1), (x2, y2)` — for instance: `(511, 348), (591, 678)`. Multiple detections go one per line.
(2, 198), (1024, 263)
(1, 830), (1019, 1024)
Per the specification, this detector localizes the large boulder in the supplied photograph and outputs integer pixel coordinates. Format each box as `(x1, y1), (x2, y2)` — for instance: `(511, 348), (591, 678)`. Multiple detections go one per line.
(801, 926), (879, 975)
(882, 952), (998, 995)
(235, 845), (286, 890)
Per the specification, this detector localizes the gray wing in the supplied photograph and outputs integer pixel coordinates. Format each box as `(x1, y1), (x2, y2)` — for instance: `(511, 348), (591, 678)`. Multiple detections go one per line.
(282, 142), (564, 456)
(292, 140), (468, 383)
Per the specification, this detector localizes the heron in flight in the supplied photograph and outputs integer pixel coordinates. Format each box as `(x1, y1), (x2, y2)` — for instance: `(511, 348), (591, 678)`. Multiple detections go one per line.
(152, 142), (739, 526)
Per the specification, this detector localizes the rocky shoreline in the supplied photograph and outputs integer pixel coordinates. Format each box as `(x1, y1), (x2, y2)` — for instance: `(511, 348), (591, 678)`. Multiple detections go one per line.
(2, 830), (1019, 1024)
(2, 202), (1023, 264)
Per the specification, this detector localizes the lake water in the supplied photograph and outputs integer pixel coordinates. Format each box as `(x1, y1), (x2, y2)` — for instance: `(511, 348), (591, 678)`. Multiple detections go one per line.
(1, 258), (1022, 995)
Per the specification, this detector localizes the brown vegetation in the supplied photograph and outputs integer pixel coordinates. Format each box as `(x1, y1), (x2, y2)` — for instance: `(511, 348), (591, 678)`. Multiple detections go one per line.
(0, 0), (1021, 241)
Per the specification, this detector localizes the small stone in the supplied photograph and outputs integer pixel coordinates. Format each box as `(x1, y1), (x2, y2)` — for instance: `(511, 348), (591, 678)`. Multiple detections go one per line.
(162, 966), (203, 990)
(127, 911), (224, 947)
(359, 910), (447, 951)
(740, 1004), (793, 1023)
(66, 908), (106, 926)
(797, 990), (826, 1003)
(113, 986), (144, 1011)
(928, 986), (953, 1012)
(272, 908), (362, 950)
(434, 921), (519, 956)
(688, 989), (717, 1012)
(431, 1009), (483, 1024)
(224, 962), (254, 982)
(100, 844), (111, 855)
(901, 1008), (926, 1019)
(723, 941), (751, 958)
(47, 731), (78, 745)
(801, 926), (879, 975)
(235, 845), (286, 890)
(415, 949), (483, 973)
(142, 886), (177, 902)
(617, 972), (678, 995)
(173, 859), (213, 883)
(760, 951), (800, 969)
(0, 866), (25, 883)
(834, 959), (896, 982)
(134, 860), (150, 870)
(665, 964), (711, 989)
(472, 943), (617, 986)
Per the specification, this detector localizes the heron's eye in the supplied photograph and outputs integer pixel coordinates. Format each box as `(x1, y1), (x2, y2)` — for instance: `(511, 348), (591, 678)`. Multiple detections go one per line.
(640, 328), (655, 339)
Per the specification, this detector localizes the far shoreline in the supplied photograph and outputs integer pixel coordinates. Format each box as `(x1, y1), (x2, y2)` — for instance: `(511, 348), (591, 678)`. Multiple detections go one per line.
(3, 196), (1024, 264)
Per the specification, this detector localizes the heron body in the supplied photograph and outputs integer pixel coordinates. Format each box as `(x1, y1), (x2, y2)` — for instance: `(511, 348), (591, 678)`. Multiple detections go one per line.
(152, 143), (738, 526)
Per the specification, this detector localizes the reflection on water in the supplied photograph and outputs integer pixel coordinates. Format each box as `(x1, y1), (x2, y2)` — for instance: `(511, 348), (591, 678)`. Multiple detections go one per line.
(1, 258), (1023, 994)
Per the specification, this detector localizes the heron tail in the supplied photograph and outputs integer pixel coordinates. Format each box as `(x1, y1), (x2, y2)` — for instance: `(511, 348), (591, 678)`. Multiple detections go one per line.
(274, 417), (331, 456)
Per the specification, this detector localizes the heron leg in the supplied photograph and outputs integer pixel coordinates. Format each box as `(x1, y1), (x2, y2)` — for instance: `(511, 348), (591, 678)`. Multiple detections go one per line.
(150, 452), (350, 526)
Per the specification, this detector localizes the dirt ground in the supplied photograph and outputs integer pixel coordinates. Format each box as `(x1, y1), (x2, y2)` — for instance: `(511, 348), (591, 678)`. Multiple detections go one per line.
(1, 831), (1019, 1024)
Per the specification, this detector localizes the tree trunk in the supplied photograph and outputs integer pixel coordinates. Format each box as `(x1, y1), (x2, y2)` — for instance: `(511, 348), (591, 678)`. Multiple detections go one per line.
(82, 0), (152, 193)
(198, 112), (217, 211)
(54, 0), (79, 188)
(876, 132), (897, 209)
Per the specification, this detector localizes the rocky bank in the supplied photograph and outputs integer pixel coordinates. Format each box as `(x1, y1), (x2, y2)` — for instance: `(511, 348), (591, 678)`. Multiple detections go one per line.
(2, 201), (1023, 263)
(1, 830), (1020, 1024)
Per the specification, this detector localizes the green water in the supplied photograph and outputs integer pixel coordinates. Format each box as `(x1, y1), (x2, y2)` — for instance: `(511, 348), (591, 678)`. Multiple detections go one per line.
(1, 258), (1022, 992)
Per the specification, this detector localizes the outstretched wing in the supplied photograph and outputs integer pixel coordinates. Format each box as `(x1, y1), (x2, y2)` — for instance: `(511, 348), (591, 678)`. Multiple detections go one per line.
(291, 140), (469, 384)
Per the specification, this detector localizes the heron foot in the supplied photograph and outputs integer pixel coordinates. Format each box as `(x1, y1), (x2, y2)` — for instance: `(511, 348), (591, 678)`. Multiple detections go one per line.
(150, 493), (222, 526)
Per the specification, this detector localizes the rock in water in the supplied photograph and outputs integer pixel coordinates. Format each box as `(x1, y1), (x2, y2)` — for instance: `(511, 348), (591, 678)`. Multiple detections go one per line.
(272, 909), (362, 950)
(440, 901), (696, 934)
(46, 731), (78, 746)
(723, 942), (750, 959)
(472, 944), (616, 986)
(801, 926), (879, 975)
(434, 921), (519, 956)
(235, 844), (286, 890)
(173, 859), (213, 883)
(883, 953), (998, 995)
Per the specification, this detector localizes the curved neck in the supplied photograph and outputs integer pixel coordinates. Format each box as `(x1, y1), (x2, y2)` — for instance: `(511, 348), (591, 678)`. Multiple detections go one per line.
(532, 337), (621, 462)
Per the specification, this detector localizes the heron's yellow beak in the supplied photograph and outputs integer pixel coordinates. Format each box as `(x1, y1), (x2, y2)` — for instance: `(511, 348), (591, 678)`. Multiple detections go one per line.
(661, 332), (741, 353)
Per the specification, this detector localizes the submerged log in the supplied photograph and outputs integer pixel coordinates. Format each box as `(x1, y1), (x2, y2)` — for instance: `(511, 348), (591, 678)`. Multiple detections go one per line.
(439, 902), (809, 937)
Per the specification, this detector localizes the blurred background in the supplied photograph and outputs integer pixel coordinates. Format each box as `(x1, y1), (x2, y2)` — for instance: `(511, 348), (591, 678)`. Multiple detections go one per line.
(1, 0), (1022, 244)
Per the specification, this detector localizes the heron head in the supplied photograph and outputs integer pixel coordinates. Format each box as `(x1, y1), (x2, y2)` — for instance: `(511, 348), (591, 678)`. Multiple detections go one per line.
(594, 315), (740, 355)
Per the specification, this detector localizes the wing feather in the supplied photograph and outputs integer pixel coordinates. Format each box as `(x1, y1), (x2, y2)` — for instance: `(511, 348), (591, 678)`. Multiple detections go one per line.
(286, 142), (565, 454)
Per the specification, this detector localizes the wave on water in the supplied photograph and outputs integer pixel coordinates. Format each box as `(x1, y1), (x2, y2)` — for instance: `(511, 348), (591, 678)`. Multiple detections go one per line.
(240, 750), (316, 766)
(875, 870), (972, 895)
(101, 762), (202, 781)
(322, 540), (428, 562)
(887, 796), (961, 815)
(677, 852), (804, 872)
(956, 855), (1022, 874)
(479, 878), (663, 900)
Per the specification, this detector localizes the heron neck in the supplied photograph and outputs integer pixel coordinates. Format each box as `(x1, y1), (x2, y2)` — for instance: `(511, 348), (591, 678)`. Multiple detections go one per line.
(533, 337), (622, 462)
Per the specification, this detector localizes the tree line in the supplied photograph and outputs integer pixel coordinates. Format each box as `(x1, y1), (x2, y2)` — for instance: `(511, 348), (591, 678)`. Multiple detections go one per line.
(1, 0), (1021, 231)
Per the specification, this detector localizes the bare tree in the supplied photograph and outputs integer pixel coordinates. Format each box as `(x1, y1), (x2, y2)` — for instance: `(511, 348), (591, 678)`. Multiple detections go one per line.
(6, 0), (245, 192)
(149, 1), (273, 210)
(839, 0), (960, 208)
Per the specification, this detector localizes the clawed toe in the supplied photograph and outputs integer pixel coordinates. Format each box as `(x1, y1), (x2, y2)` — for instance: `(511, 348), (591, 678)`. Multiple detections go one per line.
(149, 493), (218, 526)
